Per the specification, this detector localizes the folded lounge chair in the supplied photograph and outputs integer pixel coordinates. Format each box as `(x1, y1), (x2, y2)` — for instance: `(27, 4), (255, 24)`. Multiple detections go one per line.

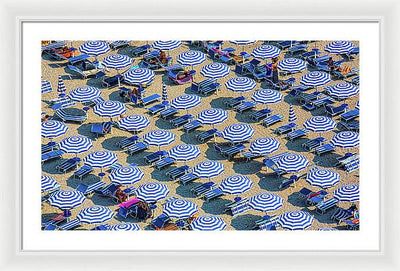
(275, 122), (298, 135)
(153, 157), (176, 170)
(262, 114), (284, 127)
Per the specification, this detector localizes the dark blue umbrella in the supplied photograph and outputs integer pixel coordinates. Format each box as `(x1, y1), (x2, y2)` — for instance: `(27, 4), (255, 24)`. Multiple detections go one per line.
(193, 160), (224, 179)
(190, 216), (227, 231)
(222, 123), (254, 143)
(249, 137), (280, 156)
(225, 77), (257, 93)
(41, 120), (68, 139)
(334, 184), (359, 202)
(59, 136), (93, 155)
(135, 182), (169, 202)
(109, 166), (144, 186)
(77, 206), (114, 224)
(219, 175), (253, 194)
(325, 82), (359, 99)
(123, 68), (155, 86)
(143, 130), (175, 150)
(41, 175), (58, 192)
(306, 168), (340, 188)
(109, 223), (140, 231)
(117, 114), (150, 132)
(249, 192), (284, 212)
(48, 190), (86, 210)
(300, 71), (331, 88)
(331, 131), (360, 149)
(84, 150), (118, 170)
(201, 63), (230, 79)
(163, 199), (198, 219)
(279, 210), (314, 230)
(69, 86), (101, 102)
(278, 58), (307, 73)
(275, 153), (310, 172)
(168, 144), (201, 162)
(325, 41), (355, 54)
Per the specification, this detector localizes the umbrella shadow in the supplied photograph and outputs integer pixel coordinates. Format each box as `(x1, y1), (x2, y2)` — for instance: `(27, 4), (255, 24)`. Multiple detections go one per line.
(209, 97), (227, 109)
(150, 168), (172, 182)
(86, 78), (105, 89)
(201, 198), (231, 215)
(285, 138), (308, 152)
(232, 160), (262, 175)
(175, 182), (199, 198)
(90, 194), (118, 207)
(101, 136), (126, 151)
(234, 111), (252, 124)
(108, 90), (124, 102)
(309, 107), (326, 116)
(155, 118), (174, 130)
(126, 151), (152, 167)
(116, 47), (133, 57)
(287, 191), (307, 207)
(204, 144), (225, 161)
(257, 174), (282, 192)
(42, 159), (66, 175)
(77, 124), (97, 140)
(312, 153), (341, 168)
(283, 94), (301, 106)
(231, 214), (260, 230)
(180, 133), (201, 145)
(313, 209), (337, 224)
(66, 173), (101, 189)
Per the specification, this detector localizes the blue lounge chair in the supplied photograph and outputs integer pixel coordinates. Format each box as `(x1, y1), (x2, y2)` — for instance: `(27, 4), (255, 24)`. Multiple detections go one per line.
(339, 120), (359, 131)
(95, 183), (119, 198)
(76, 180), (106, 195)
(190, 78), (215, 93)
(340, 109), (359, 122)
(131, 44), (151, 57)
(332, 206), (357, 224)
(224, 198), (251, 216)
(91, 224), (111, 231)
(160, 107), (179, 119)
(145, 150), (168, 164)
(275, 40), (299, 50)
(148, 103), (167, 115)
(220, 144), (247, 160)
(183, 120), (202, 132)
(288, 44), (308, 56)
(41, 142), (58, 154)
(299, 92), (322, 104)
(315, 198), (339, 214)
(56, 157), (80, 173)
(67, 64), (100, 79)
(263, 159), (287, 176)
(166, 165), (191, 180)
(55, 109), (87, 123)
(333, 68), (359, 80)
(306, 190), (329, 206)
(41, 150), (64, 163)
(275, 123), (298, 135)
(91, 122), (112, 137)
(68, 54), (90, 65)
(73, 165), (93, 180)
(343, 158), (360, 173)
(171, 114), (194, 128)
(234, 101), (256, 113)
(266, 77), (295, 91)
(287, 129), (310, 141)
(191, 182), (216, 197)
(109, 40), (131, 50)
(126, 142), (149, 155)
(301, 49), (321, 60)
(303, 96), (335, 111)
(315, 143), (336, 156)
(302, 137), (327, 151)
(262, 114), (284, 127)
(242, 151), (262, 162)
(153, 157), (176, 170)
(117, 136), (141, 149)
(102, 74), (123, 88)
(140, 94), (161, 106)
(59, 219), (81, 231)
(196, 128), (220, 143)
(249, 108), (272, 122)
(202, 188), (224, 202)
(149, 214), (170, 230)
(199, 82), (221, 96)
(325, 103), (349, 117)
(224, 96), (246, 108)
(177, 172), (199, 185)
(306, 54), (331, 66)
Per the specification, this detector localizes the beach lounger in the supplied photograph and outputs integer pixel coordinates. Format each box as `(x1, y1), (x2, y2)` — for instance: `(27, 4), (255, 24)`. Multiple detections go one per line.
(148, 103), (167, 115)
(303, 96), (335, 111)
(315, 198), (339, 214)
(348, 75), (359, 86)
(102, 74), (123, 88)
(51, 98), (76, 110)
(91, 224), (111, 231)
(255, 215), (280, 230)
(191, 182), (216, 197)
(242, 151), (263, 162)
(315, 143), (336, 156)
(166, 165), (191, 180)
(126, 142), (149, 155)
(196, 128), (220, 143)
(288, 44), (308, 56)
(289, 85), (314, 97)
(117, 136), (141, 149)
(55, 109), (87, 123)
(67, 64), (100, 79)
(266, 77), (295, 91)
(331, 206), (357, 224)
(325, 103), (349, 117)
(262, 114), (284, 127)
(339, 120), (359, 132)
(190, 78), (215, 93)
(168, 69), (195, 85)
(177, 172), (199, 185)
(202, 188), (224, 202)
(343, 159), (360, 173)
(159, 107), (178, 119)
(199, 82), (221, 95)
(233, 101), (256, 113)
(56, 157), (80, 173)
(149, 214), (171, 230)
(41, 142), (58, 154)
(298, 187), (313, 199)
(301, 49), (321, 60)
(42, 213), (67, 229)
(91, 122), (112, 137)
(219, 144), (247, 160)
(41, 150), (64, 163)
(59, 219), (81, 231)
(275, 123), (298, 135)
(263, 158), (287, 176)
(76, 180), (107, 195)
(335, 153), (356, 166)
(225, 96), (246, 108)
(298, 92), (322, 104)
(73, 165), (93, 180)
(286, 129), (310, 141)
(153, 157), (176, 170)
(344, 219), (360, 230)
(224, 198), (251, 216)
(109, 40), (131, 50)
(95, 183), (119, 198)
(140, 94), (161, 106)
(68, 54), (90, 65)
(340, 109), (359, 122)
(82, 96), (105, 107)
(249, 108), (272, 122)
(333, 68), (359, 80)
(183, 120), (202, 132)
(275, 40), (299, 50)
(170, 114), (194, 128)
(302, 137), (327, 151)
(131, 44), (151, 57)
(145, 150), (168, 164)
(306, 190), (329, 206)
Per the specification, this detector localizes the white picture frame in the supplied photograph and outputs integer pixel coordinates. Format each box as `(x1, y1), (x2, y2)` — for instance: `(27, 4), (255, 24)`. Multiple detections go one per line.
(1, 0), (398, 270)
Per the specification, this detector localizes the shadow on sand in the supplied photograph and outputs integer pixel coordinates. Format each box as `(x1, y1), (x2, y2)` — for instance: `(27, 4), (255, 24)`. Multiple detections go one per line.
(201, 198), (231, 215)
(231, 214), (260, 230)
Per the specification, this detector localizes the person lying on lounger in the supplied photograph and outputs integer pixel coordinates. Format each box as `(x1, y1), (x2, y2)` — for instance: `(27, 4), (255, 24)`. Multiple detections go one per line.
(176, 71), (190, 80)
(115, 185), (127, 203)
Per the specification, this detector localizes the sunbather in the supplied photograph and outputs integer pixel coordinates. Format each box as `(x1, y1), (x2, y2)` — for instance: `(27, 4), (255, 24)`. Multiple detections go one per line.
(115, 185), (128, 203)
(271, 57), (279, 84)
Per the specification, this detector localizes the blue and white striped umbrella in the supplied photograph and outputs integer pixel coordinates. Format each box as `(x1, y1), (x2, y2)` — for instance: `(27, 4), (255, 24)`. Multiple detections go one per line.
(225, 77), (257, 93)
(318, 228), (338, 231)
(171, 94), (201, 111)
(230, 40), (256, 46)
(59, 136), (93, 154)
(197, 108), (228, 126)
(300, 71), (331, 87)
(109, 166), (144, 185)
(334, 184), (359, 202)
(102, 54), (133, 70)
(190, 216), (227, 231)
(177, 50), (206, 67)
(306, 168), (340, 188)
(325, 41), (355, 54)
(117, 114), (150, 132)
(41, 120), (68, 138)
(303, 116), (336, 133)
(201, 63), (231, 79)
(77, 206), (114, 224)
(109, 223), (140, 231)
(279, 210), (314, 230)
(163, 199), (198, 219)
(222, 123), (255, 143)
(326, 82), (359, 99)
(278, 58), (307, 73)
(135, 182), (169, 202)
(289, 105), (297, 123)
(219, 175), (253, 194)
(69, 86), (101, 102)
(275, 153), (310, 172)
(162, 83), (168, 105)
(331, 131), (360, 148)
(48, 190), (85, 210)
(355, 101), (359, 110)
(193, 160), (224, 178)
(123, 68), (155, 86)
(152, 40), (182, 51)
(94, 100), (126, 118)
(79, 41), (110, 56)
(57, 75), (67, 95)
(249, 192), (284, 212)
(84, 150), (118, 169)
(143, 130), (175, 148)
(41, 175), (58, 192)
(249, 137), (280, 155)
(41, 78), (52, 94)
(168, 144), (201, 162)
(252, 45), (281, 59)
(252, 89), (283, 104)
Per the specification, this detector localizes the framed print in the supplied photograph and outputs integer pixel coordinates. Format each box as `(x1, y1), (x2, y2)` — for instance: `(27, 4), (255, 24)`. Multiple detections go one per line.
(1, 0), (399, 270)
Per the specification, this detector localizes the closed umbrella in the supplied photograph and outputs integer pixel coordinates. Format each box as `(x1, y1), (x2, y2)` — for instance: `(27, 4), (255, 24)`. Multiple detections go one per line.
(288, 105), (297, 123)
(135, 182), (169, 203)
(57, 75), (67, 97)
(41, 78), (52, 94)
(190, 216), (227, 231)
(162, 83), (169, 105)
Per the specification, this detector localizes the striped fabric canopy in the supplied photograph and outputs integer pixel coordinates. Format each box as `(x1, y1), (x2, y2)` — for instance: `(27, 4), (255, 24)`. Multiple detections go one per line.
(41, 120), (68, 138)
(168, 144), (201, 161)
(84, 150), (118, 169)
(355, 101), (359, 110)
(201, 63), (231, 79)
(279, 210), (314, 230)
(48, 190), (86, 210)
(225, 77), (257, 93)
(69, 86), (101, 102)
(249, 137), (280, 155)
(190, 216), (227, 231)
(79, 41), (110, 56)
(94, 100), (126, 118)
(102, 54), (133, 70)
(306, 168), (340, 188)
(193, 160), (224, 178)
(278, 58), (307, 73)
(303, 116), (336, 132)
(135, 182), (169, 202)
(177, 50), (206, 66)
(41, 175), (58, 192)
(325, 41), (355, 54)
(249, 192), (284, 212)
(77, 206), (114, 224)
(230, 40), (256, 46)
(143, 130), (175, 147)
(152, 40), (182, 51)
(163, 199), (198, 219)
(252, 89), (283, 104)
(41, 78), (53, 94)
(109, 166), (144, 185)
(318, 228), (338, 231)
(123, 68), (155, 86)
(57, 75), (67, 94)
(275, 153), (310, 172)
(219, 175), (253, 194)
(325, 82), (359, 99)
(289, 105), (297, 123)
(334, 184), (359, 202)
(331, 131), (360, 148)
(197, 108), (228, 126)
(162, 83), (168, 104)
(59, 136), (93, 154)
(109, 223), (141, 231)
(222, 123), (255, 143)
(117, 114), (150, 132)
(252, 45), (281, 59)
(300, 71), (331, 87)
(171, 94), (201, 110)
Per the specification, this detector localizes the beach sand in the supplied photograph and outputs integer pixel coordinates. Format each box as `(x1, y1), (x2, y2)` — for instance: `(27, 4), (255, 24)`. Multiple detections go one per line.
(41, 40), (359, 230)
